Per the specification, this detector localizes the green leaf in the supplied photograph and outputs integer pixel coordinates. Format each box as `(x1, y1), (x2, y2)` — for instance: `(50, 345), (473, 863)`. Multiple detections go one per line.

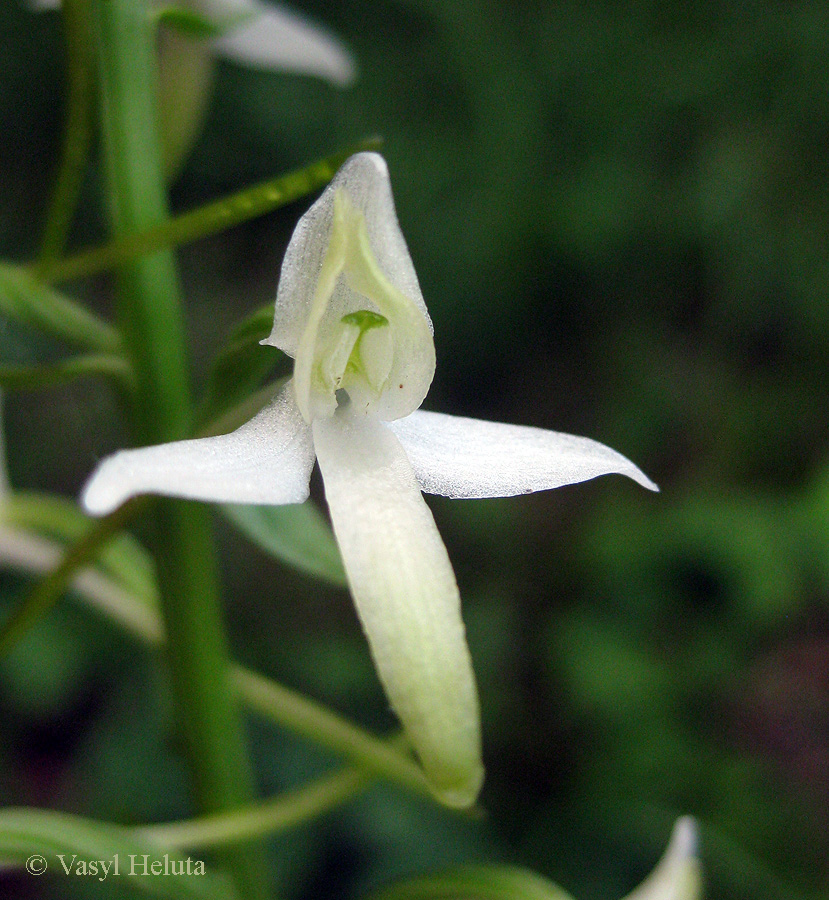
(0, 353), (131, 391)
(35, 0), (95, 269)
(367, 865), (576, 900)
(0, 807), (236, 899)
(154, 6), (255, 39)
(0, 497), (153, 655)
(0, 263), (120, 352)
(39, 139), (383, 285)
(0, 492), (158, 607)
(198, 304), (285, 427)
(222, 501), (346, 587)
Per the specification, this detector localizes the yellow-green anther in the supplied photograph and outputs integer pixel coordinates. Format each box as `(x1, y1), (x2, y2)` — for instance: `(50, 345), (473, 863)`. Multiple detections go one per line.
(340, 310), (388, 330)
(336, 311), (391, 393)
(314, 311), (392, 405)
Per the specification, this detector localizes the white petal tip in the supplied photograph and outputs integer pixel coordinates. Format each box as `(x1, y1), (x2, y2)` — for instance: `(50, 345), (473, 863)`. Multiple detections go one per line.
(429, 763), (485, 809)
(81, 458), (132, 517)
(612, 453), (659, 493)
(633, 469), (660, 493)
(668, 816), (699, 860)
(624, 816), (703, 900)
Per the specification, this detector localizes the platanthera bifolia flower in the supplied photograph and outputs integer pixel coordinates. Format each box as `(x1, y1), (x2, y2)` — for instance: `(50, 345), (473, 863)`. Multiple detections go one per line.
(623, 817), (703, 900)
(82, 153), (658, 808)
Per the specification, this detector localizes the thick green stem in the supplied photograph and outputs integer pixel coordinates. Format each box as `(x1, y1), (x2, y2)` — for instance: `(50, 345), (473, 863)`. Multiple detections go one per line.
(92, 2), (269, 897)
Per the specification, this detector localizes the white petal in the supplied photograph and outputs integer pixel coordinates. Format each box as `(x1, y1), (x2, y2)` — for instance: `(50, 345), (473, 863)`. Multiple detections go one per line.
(389, 410), (659, 498)
(265, 152), (435, 423)
(313, 410), (483, 807)
(201, 0), (357, 87)
(82, 382), (314, 515)
(623, 817), (702, 900)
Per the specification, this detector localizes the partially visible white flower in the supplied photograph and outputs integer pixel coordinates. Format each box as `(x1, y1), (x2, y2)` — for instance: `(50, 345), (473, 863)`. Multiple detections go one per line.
(30, 0), (357, 88)
(32, 0), (356, 173)
(623, 818), (703, 900)
(200, 0), (356, 87)
(82, 153), (657, 808)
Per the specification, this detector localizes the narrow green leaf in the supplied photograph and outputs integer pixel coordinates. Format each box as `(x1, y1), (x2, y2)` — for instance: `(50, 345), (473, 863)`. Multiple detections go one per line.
(0, 807), (236, 899)
(198, 305), (285, 427)
(230, 668), (430, 799)
(0, 492), (157, 606)
(0, 498), (146, 656)
(0, 354), (132, 391)
(367, 866), (576, 900)
(35, 0), (95, 269)
(0, 263), (120, 352)
(0, 523), (163, 646)
(39, 139), (383, 285)
(153, 6), (254, 38)
(222, 501), (346, 587)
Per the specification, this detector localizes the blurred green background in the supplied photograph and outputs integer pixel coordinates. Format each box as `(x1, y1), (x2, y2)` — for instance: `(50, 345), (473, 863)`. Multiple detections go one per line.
(1, 0), (829, 897)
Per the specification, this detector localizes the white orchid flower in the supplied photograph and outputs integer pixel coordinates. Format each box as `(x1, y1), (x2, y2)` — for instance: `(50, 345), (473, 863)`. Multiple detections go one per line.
(30, 0), (357, 88)
(623, 817), (703, 900)
(81, 153), (657, 808)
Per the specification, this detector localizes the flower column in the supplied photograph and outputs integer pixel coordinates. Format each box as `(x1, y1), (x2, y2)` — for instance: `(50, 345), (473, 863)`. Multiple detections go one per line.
(92, 1), (269, 897)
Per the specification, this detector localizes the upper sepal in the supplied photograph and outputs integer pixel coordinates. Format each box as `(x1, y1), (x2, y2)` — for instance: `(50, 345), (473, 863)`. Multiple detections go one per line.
(264, 153), (435, 424)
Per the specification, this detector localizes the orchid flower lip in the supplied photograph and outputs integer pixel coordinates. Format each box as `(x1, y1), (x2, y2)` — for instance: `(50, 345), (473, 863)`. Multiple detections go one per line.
(80, 151), (660, 810)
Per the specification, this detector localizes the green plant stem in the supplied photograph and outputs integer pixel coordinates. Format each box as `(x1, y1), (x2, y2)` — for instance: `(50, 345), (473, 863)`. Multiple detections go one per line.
(232, 667), (431, 799)
(37, 140), (382, 285)
(142, 766), (371, 851)
(92, 3), (269, 897)
(35, 0), (95, 271)
(0, 354), (132, 391)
